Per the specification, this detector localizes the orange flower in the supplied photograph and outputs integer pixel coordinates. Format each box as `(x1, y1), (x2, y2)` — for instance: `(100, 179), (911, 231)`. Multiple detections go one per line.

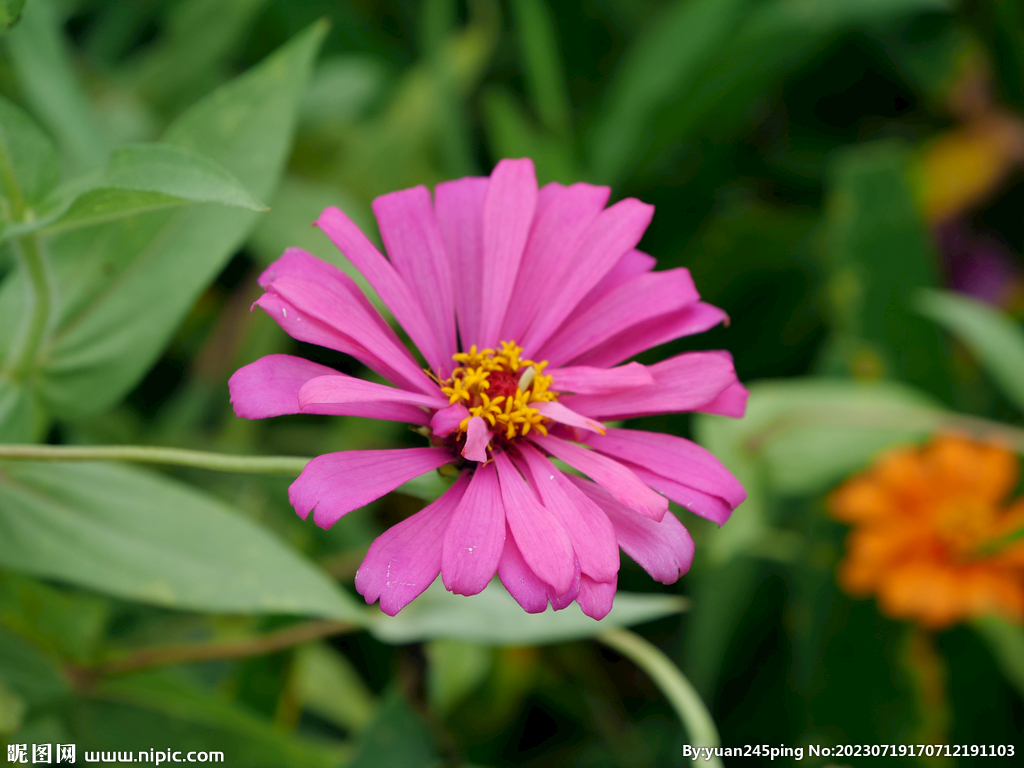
(828, 435), (1024, 628)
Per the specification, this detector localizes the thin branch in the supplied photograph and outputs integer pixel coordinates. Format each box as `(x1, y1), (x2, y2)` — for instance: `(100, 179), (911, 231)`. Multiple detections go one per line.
(82, 619), (358, 681)
(0, 444), (311, 475)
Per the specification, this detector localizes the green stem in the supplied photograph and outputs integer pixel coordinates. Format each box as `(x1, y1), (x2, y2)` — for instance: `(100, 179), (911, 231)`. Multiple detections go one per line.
(0, 120), (52, 381)
(0, 443), (311, 475)
(597, 628), (722, 768)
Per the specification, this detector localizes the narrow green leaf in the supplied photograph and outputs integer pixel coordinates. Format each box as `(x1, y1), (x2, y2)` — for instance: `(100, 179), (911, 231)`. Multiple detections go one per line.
(92, 669), (350, 768)
(972, 616), (1024, 699)
(425, 639), (492, 716)
(346, 692), (438, 768)
(819, 141), (951, 401)
(915, 288), (1024, 415)
(3, 0), (109, 171)
(293, 642), (377, 732)
(480, 87), (577, 185)
(371, 579), (688, 646)
(511, 0), (572, 138)
(0, 626), (68, 707)
(589, 0), (751, 183)
(0, 672), (25, 734)
(0, 21), (327, 420)
(0, 461), (366, 622)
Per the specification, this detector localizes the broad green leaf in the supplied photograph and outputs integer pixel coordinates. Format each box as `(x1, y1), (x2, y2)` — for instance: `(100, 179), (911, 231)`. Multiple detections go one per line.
(1, 143), (267, 244)
(91, 669), (349, 768)
(512, 0), (572, 138)
(0, 627), (68, 707)
(0, 380), (43, 442)
(972, 616), (1024, 699)
(0, 0), (24, 36)
(0, 461), (366, 621)
(0, 572), (109, 663)
(3, 0), (109, 171)
(425, 639), (492, 716)
(819, 141), (951, 401)
(370, 579), (688, 646)
(293, 642), (377, 733)
(346, 692), (438, 768)
(696, 378), (941, 497)
(0, 22), (327, 420)
(589, 0), (752, 183)
(915, 288), (1024, 415)
(0, 95), (59, 215)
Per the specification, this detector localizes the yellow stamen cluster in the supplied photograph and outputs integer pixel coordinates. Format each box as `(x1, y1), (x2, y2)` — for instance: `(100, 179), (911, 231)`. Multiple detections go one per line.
(440, 341), (557, 440)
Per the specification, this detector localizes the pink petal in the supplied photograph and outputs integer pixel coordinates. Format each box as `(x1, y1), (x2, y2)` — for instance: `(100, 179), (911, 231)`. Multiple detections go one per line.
(254, 292), (432, 396)
(549, 363), (654, 394)
(258, 248), (391, 336)
(521, 198), (654, 353)
(355, 472), (470, 615)
(538, 268), (699, 366)
(577, 575), (616, 620)
(430, 403), (470, 436)
(298, 374), (447, 411)
(530, 433), (668, 521)
(568, 301), (728, 369)
(570, 476), (695, 584)
(549, 556), (582, 611)
(560, 351), (737, 420)
(461, 416), (491, 462)
(493, 452), (576, 594)
(584, 427), (745, 510)
(373, 187), (458, 374)
(478, 159), (538, 347)
(290, 447), (454, 529)
(517, 444), (620, 583)
(581, 249), (656, 306)
(441, 462), (506, 596)
(230, 354), (430, 425)
(698, 380), (749, 418)
(502, 182), (611, 342)
(497, 524), (551, 614)
(316, 206), (447, 374)
(533, 401), (605, 434)
(264, 275), (436, 395)
(434, 177), (488, 352)
(620, 460), (733, 525)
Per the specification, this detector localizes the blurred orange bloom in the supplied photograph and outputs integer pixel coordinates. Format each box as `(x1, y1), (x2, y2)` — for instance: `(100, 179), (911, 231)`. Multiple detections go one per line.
(828, 435), (1024, 628)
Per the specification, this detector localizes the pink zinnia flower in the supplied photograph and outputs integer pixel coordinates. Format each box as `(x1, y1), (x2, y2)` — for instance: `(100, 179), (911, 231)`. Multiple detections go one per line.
(230, 159), (746, 619)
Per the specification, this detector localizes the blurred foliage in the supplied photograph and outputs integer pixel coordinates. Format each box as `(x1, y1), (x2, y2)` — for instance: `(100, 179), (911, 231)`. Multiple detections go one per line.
(1, 0), (1024, 766)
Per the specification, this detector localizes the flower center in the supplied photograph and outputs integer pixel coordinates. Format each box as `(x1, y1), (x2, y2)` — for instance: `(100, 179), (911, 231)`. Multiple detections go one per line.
(439, 341), (557, 441)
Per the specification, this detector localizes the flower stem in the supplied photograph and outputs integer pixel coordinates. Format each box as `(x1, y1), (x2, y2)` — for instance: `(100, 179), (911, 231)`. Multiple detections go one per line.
(597, 628), (722, 768)
(70, 619), (358, 686)
(0, 443), (311, 475)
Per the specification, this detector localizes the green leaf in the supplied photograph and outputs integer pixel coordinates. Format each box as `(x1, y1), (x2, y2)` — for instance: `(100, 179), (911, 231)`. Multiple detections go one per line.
(90, 668), (349, 768)
(2, 143), (267, 243)
(0, 461), (366, 621)
(293, 642), (377, 733)
(0, 571), (109, 663)
(3, 0), (109, 171)
(696, 378), (941, 497)
(370, 579), (687, 646)
(346, 691), (438, 768)
(0, 626), (68, 708)
(0, 21), (327, 420)
(589, 0), (752, 183)
(0, 94), (59, 215)
(480, 86), (577, 185)
(972, 616), (1024, 699)
(425, 639), (492, 716)
(0, 672), (26, 735)
(0, 0), (25, 36)
(819, 141), (951, 400)
(511, 0), (572, 138)
(915, 288), (1024, 415)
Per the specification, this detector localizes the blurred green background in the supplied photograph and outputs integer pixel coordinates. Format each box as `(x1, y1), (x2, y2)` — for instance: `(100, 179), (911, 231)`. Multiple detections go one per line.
(2, 0), (1024, 765)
